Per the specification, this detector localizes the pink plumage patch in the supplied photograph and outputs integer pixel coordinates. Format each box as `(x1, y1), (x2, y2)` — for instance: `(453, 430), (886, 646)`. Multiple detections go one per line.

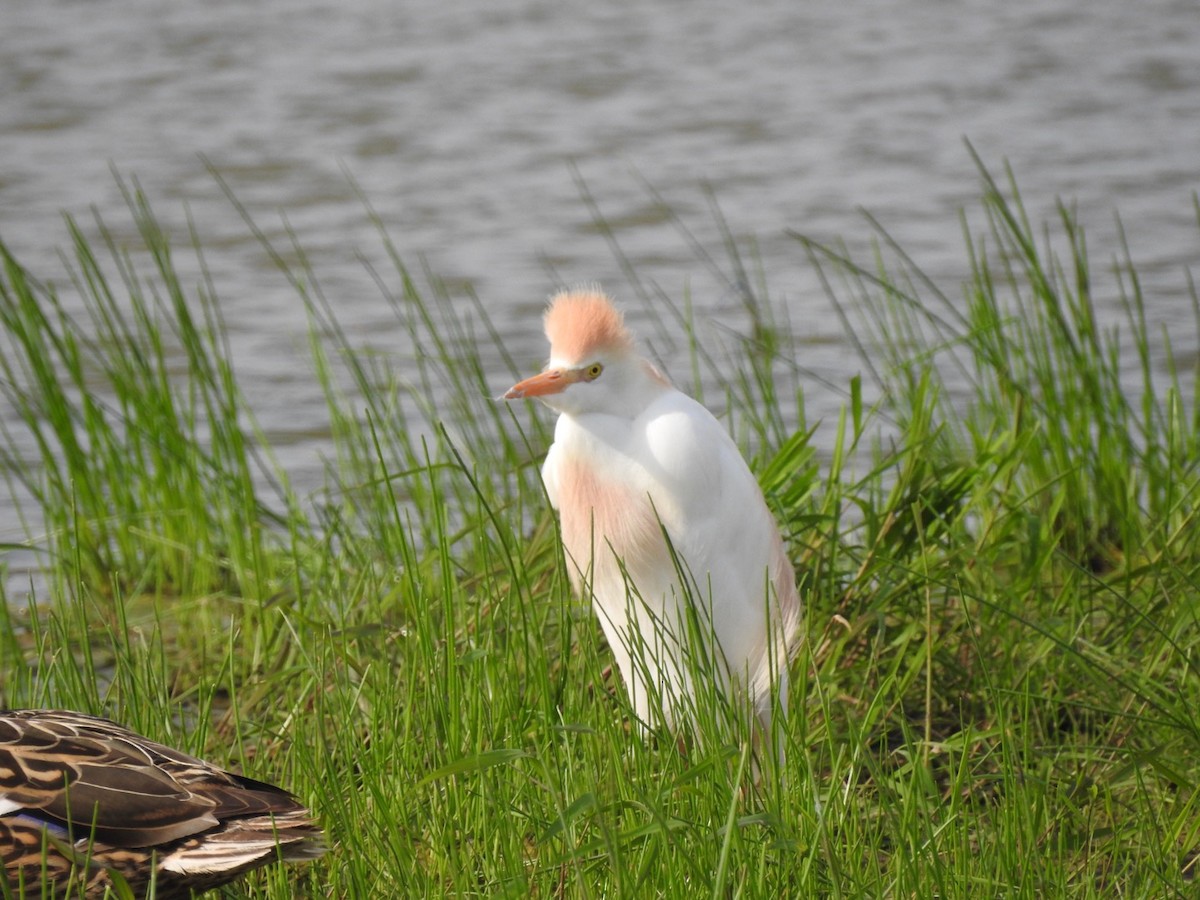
(543, 288), (635, 364)
(555, 457), (665, 593)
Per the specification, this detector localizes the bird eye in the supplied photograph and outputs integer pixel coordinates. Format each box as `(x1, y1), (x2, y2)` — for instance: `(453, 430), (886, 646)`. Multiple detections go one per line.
(584, 363), (603, 380)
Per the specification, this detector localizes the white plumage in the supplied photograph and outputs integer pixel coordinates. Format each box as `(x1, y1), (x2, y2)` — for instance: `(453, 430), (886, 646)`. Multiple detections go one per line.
(505, 288), (801, 741)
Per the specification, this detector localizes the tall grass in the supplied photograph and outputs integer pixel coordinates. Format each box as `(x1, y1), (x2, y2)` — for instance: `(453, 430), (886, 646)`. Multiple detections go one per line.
(0, 178), (300, 605)
(1, 159), (1199, 897)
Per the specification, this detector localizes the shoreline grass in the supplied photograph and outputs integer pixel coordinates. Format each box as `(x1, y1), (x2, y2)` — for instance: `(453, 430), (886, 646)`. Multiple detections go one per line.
(1, 161), (1199, 896)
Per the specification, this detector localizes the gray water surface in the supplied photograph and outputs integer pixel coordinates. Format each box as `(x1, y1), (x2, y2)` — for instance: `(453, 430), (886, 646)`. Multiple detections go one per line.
(3, 0), (1198, 563)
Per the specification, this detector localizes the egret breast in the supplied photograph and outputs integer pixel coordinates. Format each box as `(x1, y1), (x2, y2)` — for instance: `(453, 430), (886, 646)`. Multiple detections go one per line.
(555, 457), (667, 597)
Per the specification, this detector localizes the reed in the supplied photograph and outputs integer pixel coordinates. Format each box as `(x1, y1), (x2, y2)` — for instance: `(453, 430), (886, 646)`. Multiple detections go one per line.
(1, 159), (1197, 896)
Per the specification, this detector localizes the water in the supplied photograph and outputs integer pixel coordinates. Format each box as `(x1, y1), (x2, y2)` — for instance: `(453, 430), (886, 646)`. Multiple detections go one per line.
(2, 0), (1199, 571)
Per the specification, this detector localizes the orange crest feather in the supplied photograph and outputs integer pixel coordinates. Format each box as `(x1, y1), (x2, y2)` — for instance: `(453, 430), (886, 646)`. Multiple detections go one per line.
(543, 288), (634, 363)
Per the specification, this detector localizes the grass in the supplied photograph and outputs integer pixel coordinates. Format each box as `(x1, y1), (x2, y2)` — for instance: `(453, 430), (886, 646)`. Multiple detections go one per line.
(1, 158), (1199, 897)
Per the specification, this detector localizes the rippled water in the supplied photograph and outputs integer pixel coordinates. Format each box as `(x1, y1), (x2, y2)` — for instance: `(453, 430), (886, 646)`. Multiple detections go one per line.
(3, 0), (1199, 560)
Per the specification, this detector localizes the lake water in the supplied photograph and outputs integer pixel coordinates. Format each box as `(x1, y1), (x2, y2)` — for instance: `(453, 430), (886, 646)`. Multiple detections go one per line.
(2, 0), (1199, 577)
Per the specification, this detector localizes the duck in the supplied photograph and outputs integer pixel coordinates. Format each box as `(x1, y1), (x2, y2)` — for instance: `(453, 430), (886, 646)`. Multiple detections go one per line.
(0, 709), (324, 898)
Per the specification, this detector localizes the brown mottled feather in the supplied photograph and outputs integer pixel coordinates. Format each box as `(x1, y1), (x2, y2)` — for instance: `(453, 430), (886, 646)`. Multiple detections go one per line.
(1, 710), (323, 899)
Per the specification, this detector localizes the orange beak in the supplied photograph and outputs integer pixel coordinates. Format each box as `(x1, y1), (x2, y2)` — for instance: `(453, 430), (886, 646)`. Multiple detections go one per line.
(503, 367), (578, 400)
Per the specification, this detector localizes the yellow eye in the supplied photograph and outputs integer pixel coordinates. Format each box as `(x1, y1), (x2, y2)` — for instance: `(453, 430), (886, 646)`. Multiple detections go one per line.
(583, 363), (603, 380)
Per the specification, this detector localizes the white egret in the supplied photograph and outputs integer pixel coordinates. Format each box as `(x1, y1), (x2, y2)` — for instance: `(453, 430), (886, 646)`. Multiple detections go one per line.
(505, 288), (800, 744)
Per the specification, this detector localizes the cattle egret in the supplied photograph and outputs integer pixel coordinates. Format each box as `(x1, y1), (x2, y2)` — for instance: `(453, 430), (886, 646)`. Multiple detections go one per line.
(504, 288), (801, 745)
